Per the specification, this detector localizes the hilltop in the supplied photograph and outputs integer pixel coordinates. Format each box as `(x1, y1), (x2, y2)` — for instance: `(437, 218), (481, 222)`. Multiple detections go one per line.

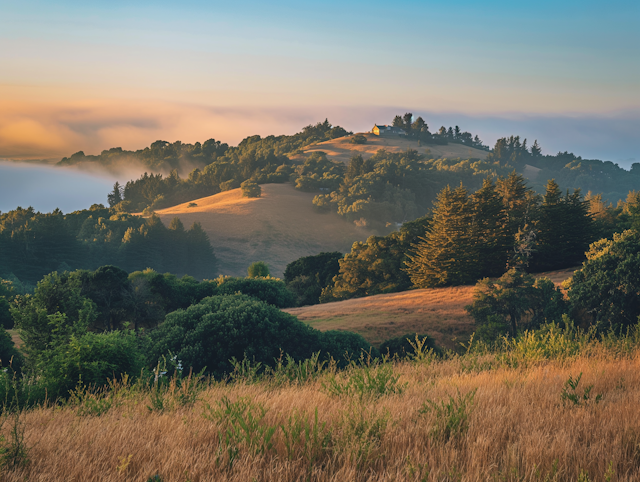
(154, 183), (375, 277)
(284, 267), (575, 350)
(293, 132), (489, 164)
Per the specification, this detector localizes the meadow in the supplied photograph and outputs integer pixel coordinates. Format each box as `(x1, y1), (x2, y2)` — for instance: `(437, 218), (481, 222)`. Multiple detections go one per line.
(1, 325), (638, 481)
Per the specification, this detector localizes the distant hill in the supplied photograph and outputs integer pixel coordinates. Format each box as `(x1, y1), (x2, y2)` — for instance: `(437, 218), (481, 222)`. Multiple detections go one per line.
(284, 268), (575, 350)
(154, 183), (375, 277)
(292, 132), (489, 164)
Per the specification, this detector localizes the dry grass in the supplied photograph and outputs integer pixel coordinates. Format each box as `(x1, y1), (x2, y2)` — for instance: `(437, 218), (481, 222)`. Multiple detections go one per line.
(154, 184), (375, 277)
(4, 344), (640, 481)
(292, 133), (489, 165)
(285, 268), (577, 350)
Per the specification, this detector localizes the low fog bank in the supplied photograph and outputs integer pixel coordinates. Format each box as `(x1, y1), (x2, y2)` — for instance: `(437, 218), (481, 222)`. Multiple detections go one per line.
(0, 161), (118, 214)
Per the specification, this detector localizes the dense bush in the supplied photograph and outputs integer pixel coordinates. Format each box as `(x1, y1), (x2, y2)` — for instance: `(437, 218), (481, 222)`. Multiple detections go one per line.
(284, 252), (342, 306)
(351, 134), (367, 144)
(146, 295), (322, 378)
(247, 261), (270, 278)
(41, 330), (145, 398)
(241, 180), (261, 198)
(0, 329), (23, 373)
(569, 230), (640, 330)
(214, 276), (296, 308)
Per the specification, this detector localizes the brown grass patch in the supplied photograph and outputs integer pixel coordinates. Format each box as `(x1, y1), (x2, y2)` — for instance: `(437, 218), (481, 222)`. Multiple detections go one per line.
(4, 349), (640, 481)
(292, 133), (489, 165)
(284, 269), (577, 350)
(154, 183), (375, 277)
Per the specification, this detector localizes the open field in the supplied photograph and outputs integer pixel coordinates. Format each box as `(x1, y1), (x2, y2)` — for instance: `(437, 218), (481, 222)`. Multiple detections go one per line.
(155, 184), (375, 277)
(4, 339), (640, 481)
(292, 133), (489, 165)
(285, 268), (577, 350)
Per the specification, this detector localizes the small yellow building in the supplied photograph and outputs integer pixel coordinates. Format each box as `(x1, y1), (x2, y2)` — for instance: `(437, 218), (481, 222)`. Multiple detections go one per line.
(372, 124), (407, 136)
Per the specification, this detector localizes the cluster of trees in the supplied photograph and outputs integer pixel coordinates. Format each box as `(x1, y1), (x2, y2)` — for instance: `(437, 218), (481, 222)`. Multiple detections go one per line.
(286, 175), (640, 304)
(467, 227), (640, 340)
(311, 150), (508, 229)
(3, 264), (374, 400)
(390, 113), (488, 149)
(0, 205), (217, 285)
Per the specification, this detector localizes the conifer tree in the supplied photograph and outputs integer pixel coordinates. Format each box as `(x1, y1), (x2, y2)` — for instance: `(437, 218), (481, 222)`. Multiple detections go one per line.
(471, 178), (510, 277)
(405, 184), (477, 287)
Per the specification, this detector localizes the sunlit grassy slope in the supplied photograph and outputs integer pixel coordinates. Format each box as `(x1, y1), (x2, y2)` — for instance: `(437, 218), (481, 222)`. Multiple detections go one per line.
(7, 342), (640, 481)
(154, 183), (375, 278)
(292, 132), (489, 164)
(284, 268), (576, 350)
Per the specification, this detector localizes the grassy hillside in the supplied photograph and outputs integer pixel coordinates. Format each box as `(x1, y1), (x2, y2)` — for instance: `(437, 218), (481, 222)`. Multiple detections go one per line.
(293, 132), (489, 164)
(284, 268), (576, 350)
(5, 338), (640, 481)
(154, 183), (375, 277)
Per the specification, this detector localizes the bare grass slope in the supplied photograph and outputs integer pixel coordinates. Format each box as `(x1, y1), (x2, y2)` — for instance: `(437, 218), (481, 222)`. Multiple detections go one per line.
(155, 183), (375, 277)
(284, 268), (575, 350)
(293, 132), (489, 164)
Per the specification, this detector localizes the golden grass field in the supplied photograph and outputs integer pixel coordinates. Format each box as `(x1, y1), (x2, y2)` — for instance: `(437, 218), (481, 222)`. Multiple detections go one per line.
(292, 133), (489, 165)
(155, 184), (375, 277)
(4, 344), (640, 481)
(285, 268), (577, 350)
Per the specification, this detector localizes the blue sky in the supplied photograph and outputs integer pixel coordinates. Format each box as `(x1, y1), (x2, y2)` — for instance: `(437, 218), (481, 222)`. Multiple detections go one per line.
(0, 0), (638, 164)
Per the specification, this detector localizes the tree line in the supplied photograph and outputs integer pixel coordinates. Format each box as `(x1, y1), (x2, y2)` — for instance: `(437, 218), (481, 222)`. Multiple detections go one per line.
(0, 205), (217, 286)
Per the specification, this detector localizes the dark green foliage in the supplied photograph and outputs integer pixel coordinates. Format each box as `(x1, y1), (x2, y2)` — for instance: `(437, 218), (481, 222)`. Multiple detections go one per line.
(379, 333), (441, 359)
(351, 134), (367, 144)
(569, 230), (640, 330)
(284, 252), (342, 306)
(530, 179), (595, 271)
(0, 207), (217, 285)
(146, 295), (322, 378)
(241, 180), (261, 198)
(293, 152), (345, 193)
(405, 184), (478, 287)
(215, 276), (295, 308)
(41, 330), (145, 398)
(321, 217), (430, 302)
(318, 331), (375, 366)
(247, 261), (270, 279)
(466, 269), (569, 340)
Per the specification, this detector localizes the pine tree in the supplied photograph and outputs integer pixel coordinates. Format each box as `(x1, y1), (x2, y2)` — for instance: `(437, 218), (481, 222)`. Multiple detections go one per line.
(471, 178), (510, 277)
(107, 182), (123, 207)
(405, 184), (478, 287)
(530, 140), (542, 157)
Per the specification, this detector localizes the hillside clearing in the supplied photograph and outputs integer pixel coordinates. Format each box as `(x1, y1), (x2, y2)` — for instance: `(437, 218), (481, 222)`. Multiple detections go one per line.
(154, 183), (375, 277)
(292, 132), (489, 164)
(284, 268), (576, 350)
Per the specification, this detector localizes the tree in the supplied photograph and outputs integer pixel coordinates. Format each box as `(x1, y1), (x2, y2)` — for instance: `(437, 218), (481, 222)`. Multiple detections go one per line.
(107, 182), (123, 207)
(247, 261), (270, 278)
(466, 269), (567, 339)
(470, 178), (510, 277)
(530, 179), (594, 272)
(241, 180), (261, 198)
(569, 230), (640, 330)
(351, 134), (367, 144)
(530, 140), (542, 157)
(405, 184), (478, 287)
(284, 252), (342, 306)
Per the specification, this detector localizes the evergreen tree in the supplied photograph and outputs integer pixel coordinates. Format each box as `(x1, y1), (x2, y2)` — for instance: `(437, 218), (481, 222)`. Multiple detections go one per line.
(107, 182), (123, 207)
(405, 184), (478, 287)
(530, 140), (542, 157)
(470, 178), (510, 277)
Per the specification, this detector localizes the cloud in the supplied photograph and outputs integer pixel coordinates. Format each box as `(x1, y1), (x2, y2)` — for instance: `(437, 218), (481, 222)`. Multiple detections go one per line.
(1, 96), (638, 169)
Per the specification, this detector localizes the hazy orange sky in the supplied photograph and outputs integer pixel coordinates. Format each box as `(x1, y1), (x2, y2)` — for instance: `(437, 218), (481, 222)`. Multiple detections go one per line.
(1, 0), (638, 164)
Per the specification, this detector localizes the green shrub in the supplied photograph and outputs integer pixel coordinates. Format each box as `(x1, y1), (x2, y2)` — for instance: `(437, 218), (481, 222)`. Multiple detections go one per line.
(215, 276), (295, 308)
(0, 330), (23, 374)
(41, 330), (145, 398)
(351, 134), (367, 144)
(241, 180), (261, 198)
(147, 295), (321, 378)
(247, 261), (270, 278)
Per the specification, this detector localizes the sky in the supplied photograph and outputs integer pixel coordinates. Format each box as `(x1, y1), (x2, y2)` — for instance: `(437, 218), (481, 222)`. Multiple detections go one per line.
(0, 0), (638, 166)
